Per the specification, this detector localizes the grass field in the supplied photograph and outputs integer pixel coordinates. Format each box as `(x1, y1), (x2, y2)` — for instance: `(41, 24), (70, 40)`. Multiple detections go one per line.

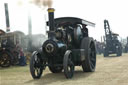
(0, 53), (128, 85)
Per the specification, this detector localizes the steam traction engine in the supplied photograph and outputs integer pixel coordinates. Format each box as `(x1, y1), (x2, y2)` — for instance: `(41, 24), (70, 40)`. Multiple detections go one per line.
(0, 31), (25, 67)
(103, 20), (122, 57)
(30, 8), (96, 79)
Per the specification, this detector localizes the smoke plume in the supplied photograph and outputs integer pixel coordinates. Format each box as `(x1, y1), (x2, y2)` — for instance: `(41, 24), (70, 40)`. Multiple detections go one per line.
(33, 0), (53, 8)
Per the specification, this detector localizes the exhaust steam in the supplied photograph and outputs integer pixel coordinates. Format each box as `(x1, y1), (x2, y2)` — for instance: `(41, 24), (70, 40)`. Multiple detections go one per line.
(32, 0), (53, 8)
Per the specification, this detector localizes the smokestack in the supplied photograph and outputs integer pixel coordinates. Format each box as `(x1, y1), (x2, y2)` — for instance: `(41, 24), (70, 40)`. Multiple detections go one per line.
(28, 11), (32, 52)
(4, 3), (10, 32)
(127, 37), (128, 43)
(101, 36), (102, 43)
(47, 8), (55, 31)
(103, 36), (105, 42)
(28, 12), (32, 35)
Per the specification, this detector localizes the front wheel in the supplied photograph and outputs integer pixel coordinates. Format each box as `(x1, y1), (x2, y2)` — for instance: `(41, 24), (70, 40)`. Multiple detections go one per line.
(63, 50), (74, 79)
(30, 51), (43, 79)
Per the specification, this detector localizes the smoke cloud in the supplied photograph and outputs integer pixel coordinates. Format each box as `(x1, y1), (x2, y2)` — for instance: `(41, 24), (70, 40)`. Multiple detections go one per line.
(32, 0), (53, 8)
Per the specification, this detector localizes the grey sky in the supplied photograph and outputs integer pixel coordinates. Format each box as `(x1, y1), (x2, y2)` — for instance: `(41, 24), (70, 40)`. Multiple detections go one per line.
(0, 0), (128, 41)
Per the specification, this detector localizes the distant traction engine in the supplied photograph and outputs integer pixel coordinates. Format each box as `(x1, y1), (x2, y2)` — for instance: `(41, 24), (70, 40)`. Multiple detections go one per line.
(103, 20), (122, 57)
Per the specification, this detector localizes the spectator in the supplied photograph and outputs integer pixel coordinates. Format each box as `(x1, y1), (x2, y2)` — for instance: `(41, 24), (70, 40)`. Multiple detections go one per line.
(18, 48), (27, 66)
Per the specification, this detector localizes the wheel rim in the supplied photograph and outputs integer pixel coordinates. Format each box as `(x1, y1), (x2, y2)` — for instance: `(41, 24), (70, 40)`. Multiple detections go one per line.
(33, 54), (42, 77)
(89, 43), (96, 70)
(30, 51), (45, 79)
(67, 55), (74, 74)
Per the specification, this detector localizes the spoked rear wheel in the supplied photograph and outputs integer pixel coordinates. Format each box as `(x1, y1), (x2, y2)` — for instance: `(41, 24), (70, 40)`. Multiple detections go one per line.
(63, 50), (74, 79)
(81, 37), (96, 72)
(30, 51), (43, 79)
(88, 42), (96, 71)
(0, 51), (11, 67)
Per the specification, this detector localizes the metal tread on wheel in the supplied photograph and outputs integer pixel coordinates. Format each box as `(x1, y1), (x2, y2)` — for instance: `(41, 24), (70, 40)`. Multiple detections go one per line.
(81, 37), (96, 72)
(63, 50), (74, 79)
(30, 51), (44, 79)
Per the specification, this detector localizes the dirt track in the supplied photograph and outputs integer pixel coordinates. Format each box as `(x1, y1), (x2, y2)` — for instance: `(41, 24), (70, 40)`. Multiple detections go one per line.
(1, 53), (128, 85)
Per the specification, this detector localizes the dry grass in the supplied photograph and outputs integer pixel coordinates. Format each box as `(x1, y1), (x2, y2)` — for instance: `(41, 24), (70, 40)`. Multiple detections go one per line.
(0, 53), (128, 85)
